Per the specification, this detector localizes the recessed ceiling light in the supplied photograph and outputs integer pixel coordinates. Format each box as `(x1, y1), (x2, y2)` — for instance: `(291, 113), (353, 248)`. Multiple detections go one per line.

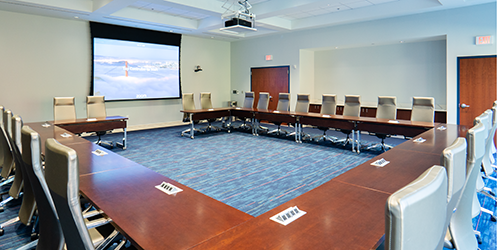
(400, 40), (404, 43)
(74, 16), (79, 19)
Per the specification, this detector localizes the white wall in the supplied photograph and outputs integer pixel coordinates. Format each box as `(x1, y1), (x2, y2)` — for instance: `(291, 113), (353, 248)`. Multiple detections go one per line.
(313, 39), (446, 109)
(0, 10), (231, 128)
(230, 3), (497, 124)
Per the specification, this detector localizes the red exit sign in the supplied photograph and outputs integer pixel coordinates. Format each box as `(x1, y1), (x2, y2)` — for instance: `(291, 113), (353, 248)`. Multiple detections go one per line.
(476, 36), (493, 45)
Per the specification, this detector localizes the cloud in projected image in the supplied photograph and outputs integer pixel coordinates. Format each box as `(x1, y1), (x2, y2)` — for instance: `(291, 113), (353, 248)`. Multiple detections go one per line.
(94, 74), (179, 100)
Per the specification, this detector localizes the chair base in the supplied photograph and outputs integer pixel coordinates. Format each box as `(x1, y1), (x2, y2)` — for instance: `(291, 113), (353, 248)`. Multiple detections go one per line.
(181, 128), (202, 139)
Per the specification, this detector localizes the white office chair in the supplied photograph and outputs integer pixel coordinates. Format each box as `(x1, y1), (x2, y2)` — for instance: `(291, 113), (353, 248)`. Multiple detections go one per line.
(53, 97), (76, 121)
(411, 97), (435, 123)
(367, 96), (397, 151)
(337, 95), (361, 153)
(268, 93), (291, 136)
(312, 94), (338, 143)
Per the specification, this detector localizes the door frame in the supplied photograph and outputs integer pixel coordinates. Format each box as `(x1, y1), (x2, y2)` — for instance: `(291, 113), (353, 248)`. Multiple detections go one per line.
(250, 65), (291, 108)
(456, 55), (497, 124)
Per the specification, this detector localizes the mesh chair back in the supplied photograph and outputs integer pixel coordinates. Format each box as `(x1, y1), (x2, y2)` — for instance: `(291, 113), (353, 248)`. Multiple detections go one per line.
(200, 92), (213, 109)
(440, 137), (466, 241)
(86, 96), (107, 118)
(54, 97), (76, 121)
(448, 123), (486, 250)
(257, 92), (270, 110)
(276, 93), (290, 111)
(385, 165), (448, 250)
(343, 95), (361, 117)
(295, 94), (310, 113)
(376, 96), (397, 119)
(411, 97), (435, 123)
(320, 95), (337, 115)
(45, 138), (94, 249)
(21, 126), (65, 250)
(243, 92), (254, 108)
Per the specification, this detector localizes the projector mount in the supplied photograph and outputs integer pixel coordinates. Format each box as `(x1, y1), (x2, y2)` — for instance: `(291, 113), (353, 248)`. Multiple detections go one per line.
(220, 0), (256, 33)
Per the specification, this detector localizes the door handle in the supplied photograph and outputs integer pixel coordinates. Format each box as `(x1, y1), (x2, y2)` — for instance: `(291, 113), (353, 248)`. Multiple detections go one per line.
(460, 103), (470, 108)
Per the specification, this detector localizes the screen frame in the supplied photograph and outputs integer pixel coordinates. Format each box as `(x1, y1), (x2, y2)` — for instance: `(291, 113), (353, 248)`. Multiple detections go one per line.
(90, 22), (182, 102)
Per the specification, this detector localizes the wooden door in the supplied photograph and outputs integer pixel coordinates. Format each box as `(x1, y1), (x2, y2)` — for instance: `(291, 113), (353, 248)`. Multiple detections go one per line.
(458, 56), (497, 127)
(251, 66), (290, 110)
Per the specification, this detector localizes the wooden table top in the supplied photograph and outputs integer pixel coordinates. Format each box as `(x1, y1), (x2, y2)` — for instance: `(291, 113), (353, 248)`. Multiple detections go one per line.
(189, 181), (390, 250)
(78, 164), (253, 250)
(53, 115), (128, 125)
(26, 114), (464, 250)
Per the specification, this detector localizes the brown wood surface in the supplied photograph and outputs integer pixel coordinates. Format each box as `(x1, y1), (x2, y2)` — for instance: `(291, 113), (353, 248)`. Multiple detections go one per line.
(54, 116), (127, 134)
(459, 56), (497, 127)
(24, 122), (90, 154)
(26, 109), (463, 250)
(189, 181), (389, 250)
(334, 148), (442, 194)
(79, 165), (253, 250)
(69, 142), (139, 176)
(251, 67), (289, 110)
(391, 124), (468, 155)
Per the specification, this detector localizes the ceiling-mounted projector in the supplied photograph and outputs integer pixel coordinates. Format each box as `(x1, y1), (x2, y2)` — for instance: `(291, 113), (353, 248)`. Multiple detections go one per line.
(220, 0), (256, 33)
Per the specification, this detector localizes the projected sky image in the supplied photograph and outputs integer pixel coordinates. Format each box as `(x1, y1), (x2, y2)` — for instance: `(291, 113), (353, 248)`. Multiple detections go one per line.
(93, 38), (180, 100)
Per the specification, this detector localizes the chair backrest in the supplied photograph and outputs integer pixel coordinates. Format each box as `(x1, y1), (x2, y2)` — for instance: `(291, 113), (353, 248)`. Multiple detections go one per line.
(385, 165), (448, 250)
(343, 95), (361, 117)
(411, 97), (434, 123)
(0, 105), (4, 129)
(320, 94), (337, 115)
(295, 94), (310, 113)
(86, 96), (107, 118)
(200, 92), (213, 109)
(440, 137), (467, 241)
(3, 109), (12, 138)
(21, 126), (65, 250)
(0, 110), (13, 179)
(45, 138), (95, 249)
(448, 122), (486, 250)
(276, 93), (290, 111)
(182, 93), (196, 111)
(10, 116), (37, 227)
(243, 92), (254, 108)
(54, 97), (76, 121)
(257, 92), (270, 110)
(376, 96), (397, 120)
(492, 101), (497, 125)
(9, 115), (24, 199)
(475, 110), (495, 175)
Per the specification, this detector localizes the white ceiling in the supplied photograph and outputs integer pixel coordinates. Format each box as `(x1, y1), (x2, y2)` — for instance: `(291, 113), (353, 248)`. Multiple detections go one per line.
(0, 0), (495, 41)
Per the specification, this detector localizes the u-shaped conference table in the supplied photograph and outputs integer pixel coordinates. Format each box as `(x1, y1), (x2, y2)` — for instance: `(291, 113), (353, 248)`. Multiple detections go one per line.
(25, 107), (467, 250)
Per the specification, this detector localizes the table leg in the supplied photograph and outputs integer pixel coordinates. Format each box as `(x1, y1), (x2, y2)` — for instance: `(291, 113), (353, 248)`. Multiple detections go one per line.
(356, 130), (360, 154)
(123, 128), (127, 149)
(190, 114), (195, 139)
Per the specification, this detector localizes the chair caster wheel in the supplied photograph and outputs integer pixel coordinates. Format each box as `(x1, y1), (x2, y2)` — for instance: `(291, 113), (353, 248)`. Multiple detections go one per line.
(31, 233), (38, 241)
(489, 190), (496, 196)
(0, 207), (4, 213)
(0, 228), (4, 236)
(190, 136), (194, 139)
(491, 215), (497, 222)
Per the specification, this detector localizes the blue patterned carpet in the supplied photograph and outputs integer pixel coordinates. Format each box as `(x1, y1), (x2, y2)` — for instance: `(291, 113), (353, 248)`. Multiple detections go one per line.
(0, 123), (496, 250)
(104, 124), (386, 217)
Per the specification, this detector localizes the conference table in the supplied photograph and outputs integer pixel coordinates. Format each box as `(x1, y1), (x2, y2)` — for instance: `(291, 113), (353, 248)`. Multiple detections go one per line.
(25, 107), (467, 250)
(53, 116), (128, 149)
